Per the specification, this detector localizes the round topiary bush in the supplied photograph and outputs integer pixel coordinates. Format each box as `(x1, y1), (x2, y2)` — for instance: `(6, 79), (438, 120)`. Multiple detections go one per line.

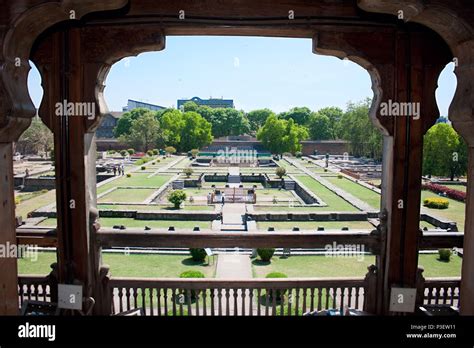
(127, 148), (135, 155)
(141, 166), (146, 170)
(337, 174), (343, 179)
(275, 167), (286, 179)
(189, 248), (207, 262)
(295, 151), (302, 158)
(126, 173), (131, 178)
(257, 248), (275, 262)
(168, 190), (187, 209)
(423, 197), (449, 209)
(180, 270), (205, 278)
(438, 248), (452, 262)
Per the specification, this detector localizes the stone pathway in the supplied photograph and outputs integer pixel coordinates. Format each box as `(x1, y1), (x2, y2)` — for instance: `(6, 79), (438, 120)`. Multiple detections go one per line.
(215, 254), (254, 315)
(222, 203), (246, 225)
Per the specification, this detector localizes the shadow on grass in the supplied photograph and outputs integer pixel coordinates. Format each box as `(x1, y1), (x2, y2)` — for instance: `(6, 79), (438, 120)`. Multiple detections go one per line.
(181, 257), (209, 267)
(436, 258), (452, 263)
(252, 259), (271, 266)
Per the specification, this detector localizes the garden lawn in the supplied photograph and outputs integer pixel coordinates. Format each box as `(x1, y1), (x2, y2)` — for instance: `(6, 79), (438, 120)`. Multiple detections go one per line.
(257, 221), (374, 231)
(294, 175), (359, 212)
(97, 174), (172, 195)
(98, 204), (214, 211)
(15, 189), (56, 219)
(18, 251), (216, 278)
(252, 254), (461, 278)
(326, 177), (380, 210)
(98, 188), (156, 203)
(421, 191), (466, 231)
(38, 217), (211, 230)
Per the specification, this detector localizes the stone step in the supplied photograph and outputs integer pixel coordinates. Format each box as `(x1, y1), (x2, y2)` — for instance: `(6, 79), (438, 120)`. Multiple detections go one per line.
(220, 224), (247, 231)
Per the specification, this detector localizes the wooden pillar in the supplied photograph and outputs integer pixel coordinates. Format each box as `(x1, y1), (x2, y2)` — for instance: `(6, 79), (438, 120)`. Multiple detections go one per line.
(460, 146), (474, 314)
(0, 143), (19, 315)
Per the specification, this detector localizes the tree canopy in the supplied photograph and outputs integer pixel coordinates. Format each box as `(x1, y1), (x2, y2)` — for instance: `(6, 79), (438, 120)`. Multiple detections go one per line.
(257, 115), (308, 154)
(423, 123), (467, 180)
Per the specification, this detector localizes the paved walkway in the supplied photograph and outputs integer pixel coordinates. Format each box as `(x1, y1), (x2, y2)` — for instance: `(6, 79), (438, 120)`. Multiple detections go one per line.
(215, 254), (254, 315)
(222, 203), (246, 225)
(216, 254), (252, 279)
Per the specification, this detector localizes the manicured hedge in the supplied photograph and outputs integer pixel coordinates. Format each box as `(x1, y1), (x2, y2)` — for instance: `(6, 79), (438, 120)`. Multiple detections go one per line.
(423, 197), (449, 209)
(422, 183), (466, 203)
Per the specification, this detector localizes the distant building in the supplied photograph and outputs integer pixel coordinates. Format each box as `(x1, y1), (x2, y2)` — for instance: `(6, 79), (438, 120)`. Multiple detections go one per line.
(123, 99), (166, 112)
(301, 140), (350, 156)
(96, 112), (124, 139)
(177, 96), (234, 109)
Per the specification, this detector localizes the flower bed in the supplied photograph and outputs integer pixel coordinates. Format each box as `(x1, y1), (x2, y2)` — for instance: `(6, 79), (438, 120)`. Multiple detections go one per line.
(423, 197), (449, 209)
(422, 183), (466, 203)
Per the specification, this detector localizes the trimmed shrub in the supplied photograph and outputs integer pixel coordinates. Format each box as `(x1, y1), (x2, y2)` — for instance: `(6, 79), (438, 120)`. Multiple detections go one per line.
(168, 190), (187, 209)
(190, 149), (199, 158)
(295, 151), (302, 158)
(141, 166), (146, 170)
(423, 197), (449, 209)
(257, 248), (275, 262)
(127, 148), (135, 155)
(184, 168), (193, 178)
(126, 173), (131, 178)
(120, 150), (128, 157)
(152, 149), (159, 155)
(189, 196), (194, 203)
(276, 167), (286, 178)
(189, 249), (207, 262)
(146, 150), (154, 157)
(165, 146), (177, 155)
(438, 249), (452, 262)
(337, 174), (343, 179)
(180, 270), (205, 278)
(422, 183), (466, 202)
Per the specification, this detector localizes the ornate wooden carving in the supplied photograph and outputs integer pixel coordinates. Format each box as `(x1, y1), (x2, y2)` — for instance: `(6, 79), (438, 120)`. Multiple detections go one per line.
(0, 0), (128, 142)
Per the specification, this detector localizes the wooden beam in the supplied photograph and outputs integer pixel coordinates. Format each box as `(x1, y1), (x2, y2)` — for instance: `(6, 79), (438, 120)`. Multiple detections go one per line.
(97, 229), (382, 252)
(0, 143), (19, 315)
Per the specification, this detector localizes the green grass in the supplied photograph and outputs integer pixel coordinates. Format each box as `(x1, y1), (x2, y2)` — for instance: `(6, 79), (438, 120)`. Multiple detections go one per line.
(18, 251), (216, 278)
(294, 175), (359, 212)
(38, 217), (211, 230)
(97, 174), (172, 195)
(252, 254), (461, 278)
(98, 204), (214, 211)
(253, 255), (374, 278)
(257, 221), (374, 231)
(98, 188), (156, 203)
(15, 189), (56, 219)
(326, 177), (381, 210)
(421, 191), (466, 231)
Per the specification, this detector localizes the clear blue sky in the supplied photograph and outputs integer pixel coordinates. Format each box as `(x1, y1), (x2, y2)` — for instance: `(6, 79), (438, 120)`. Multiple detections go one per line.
(28, 36), (456, 116)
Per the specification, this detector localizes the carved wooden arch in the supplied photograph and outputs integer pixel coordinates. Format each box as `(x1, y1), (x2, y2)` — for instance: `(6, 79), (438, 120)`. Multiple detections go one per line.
(0, 0), (128, 142)
(313, 25), (451, 137)
(358, 0), (474, 144)
(31, 24), (165, 134)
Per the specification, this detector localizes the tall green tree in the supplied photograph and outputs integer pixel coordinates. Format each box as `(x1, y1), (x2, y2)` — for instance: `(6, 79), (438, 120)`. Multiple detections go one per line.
(279, 107), (312, 126)
(179, 112), (213, 151)
(338, 99), (382, 160)
(160, 109), (185, 149)
(118, 111), (165, 152)
(114, 108), (152, 137)
(257, 115), (308, 155)
(423, 123), (467, 180)
(308, 113), (332, 140)
(204, 108), (249, 138)
(247, 109), (275, 133)
(316, 106), (344, 138)
(17, 117), (53, 155)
